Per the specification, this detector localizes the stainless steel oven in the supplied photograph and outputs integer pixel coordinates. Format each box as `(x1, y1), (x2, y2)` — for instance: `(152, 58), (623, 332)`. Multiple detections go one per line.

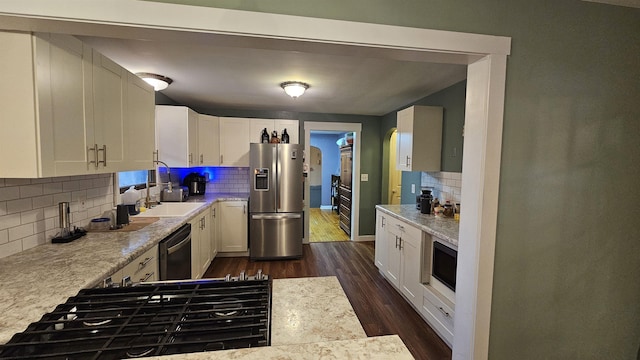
(158, 223), (191, 280)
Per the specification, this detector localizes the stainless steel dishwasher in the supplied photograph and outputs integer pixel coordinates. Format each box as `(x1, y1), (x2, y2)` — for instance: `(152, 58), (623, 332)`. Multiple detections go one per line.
(158, 223), (191, 280)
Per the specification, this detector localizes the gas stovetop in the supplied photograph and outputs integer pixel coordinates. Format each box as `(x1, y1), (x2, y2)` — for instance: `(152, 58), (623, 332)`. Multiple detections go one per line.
(0, 275), (271, 359)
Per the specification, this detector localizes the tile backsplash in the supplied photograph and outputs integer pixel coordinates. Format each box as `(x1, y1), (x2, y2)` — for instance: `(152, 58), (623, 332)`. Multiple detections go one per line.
(202, 167), (250, 194)
(421, 171), (462, 204)
(0, 174), (114, 259)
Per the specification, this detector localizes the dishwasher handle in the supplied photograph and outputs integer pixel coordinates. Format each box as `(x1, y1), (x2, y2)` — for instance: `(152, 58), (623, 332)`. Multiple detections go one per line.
(167, 234), (191, 255)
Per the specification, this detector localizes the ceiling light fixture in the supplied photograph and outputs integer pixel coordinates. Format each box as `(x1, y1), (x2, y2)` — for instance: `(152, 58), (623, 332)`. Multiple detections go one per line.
(136, 72), (173, 91)
(280, 81), (309, 98)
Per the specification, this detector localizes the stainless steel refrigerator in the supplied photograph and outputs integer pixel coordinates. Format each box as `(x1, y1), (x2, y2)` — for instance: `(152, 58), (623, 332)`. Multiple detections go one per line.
(249, 143), (304, 260)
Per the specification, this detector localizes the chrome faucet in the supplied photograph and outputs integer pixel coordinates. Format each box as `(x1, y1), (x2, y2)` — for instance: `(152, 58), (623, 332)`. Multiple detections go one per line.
(145, 160), (173, 208)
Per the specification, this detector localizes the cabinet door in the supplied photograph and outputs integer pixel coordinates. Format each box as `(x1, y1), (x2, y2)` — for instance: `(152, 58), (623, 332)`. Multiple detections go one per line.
(374, 211), (388, 271)
(385, 220), (402, 289)
(198, 208), (212, 277)
(275, 119), (299, 144)
(198, 114), (220, 166)
(36, 34), (95, 176)
(219, 118), (251, 166)
(219, 201), (248, 252)
(210, 203), (219, 260)
(189, 215), (202, 279)
(400, 223), (423, 309)
(156, 106), (198, 167)
(249, 119), (274, 144)
(396, 107), (413, 172)
(124, 72), (155, 170)
(92, 51), (126, 173)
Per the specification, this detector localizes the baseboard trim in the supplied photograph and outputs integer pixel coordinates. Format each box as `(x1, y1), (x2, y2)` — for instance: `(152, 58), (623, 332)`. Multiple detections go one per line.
(354, 235), (374, 242)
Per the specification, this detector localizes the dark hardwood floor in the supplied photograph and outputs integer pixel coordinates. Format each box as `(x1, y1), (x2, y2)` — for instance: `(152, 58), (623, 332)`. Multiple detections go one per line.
(203, 241), (452, 360)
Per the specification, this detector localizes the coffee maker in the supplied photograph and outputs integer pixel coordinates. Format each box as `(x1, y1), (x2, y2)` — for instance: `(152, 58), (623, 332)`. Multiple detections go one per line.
(183, 172), (207, 196)
(418, 189), (433, 214)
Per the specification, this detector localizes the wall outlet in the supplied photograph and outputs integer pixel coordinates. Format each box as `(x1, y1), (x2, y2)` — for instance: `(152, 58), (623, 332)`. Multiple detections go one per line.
(361, 174), (368, 182)
(411, 184), (415, 194)
(79, 200), (87, 211)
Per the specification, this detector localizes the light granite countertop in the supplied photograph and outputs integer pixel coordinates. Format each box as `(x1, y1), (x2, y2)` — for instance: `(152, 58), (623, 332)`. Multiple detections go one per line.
(0, 193), (247, 345)
(376, 204), (459, 246)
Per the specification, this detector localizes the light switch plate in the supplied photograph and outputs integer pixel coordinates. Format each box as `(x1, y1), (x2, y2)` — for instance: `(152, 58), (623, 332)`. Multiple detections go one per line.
(361, 174), (368, 181)
(411, 184), (416, 193)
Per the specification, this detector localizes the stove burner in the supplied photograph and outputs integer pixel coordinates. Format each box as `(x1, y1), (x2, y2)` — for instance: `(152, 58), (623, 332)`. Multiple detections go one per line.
(212, 297), (244, 318)
(0, 277), (272, 359)
(126, 347), (156, 358)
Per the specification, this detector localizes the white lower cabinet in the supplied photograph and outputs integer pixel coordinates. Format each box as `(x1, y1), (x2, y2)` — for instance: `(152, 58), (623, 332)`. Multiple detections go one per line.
(190, 207), (212, 279)
(375, 209), (454, 345)
(383, 215), (423, 309)
(106, 245), (158, 287)
(210, 203), (219, 259)
(421, 285), (455, 346)
(219, 200), (248, 252)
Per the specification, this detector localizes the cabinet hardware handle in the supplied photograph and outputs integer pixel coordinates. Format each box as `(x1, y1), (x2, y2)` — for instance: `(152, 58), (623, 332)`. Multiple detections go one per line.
(395, 236), (399, 249)
(87, 145), (97, 168)
(438, 306), (451, 318)
(153, 150), (159, 163)
(200, 154), (203, 164)
(213, 208), (216, 218)
(97, 145), (107, 167)
(140, 272), (154, 282)
(406, 155), (411, 167)
(220, 154), (223, 164)
(399, 238), (403, 250)
(138, 256), (153, 269)
(381, 217), (385, 228)
(243, 205), (246, 214)
(189, 153), (193, 164)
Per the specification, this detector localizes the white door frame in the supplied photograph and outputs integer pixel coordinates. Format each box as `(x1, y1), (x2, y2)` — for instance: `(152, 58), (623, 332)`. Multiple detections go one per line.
(0, 3), (511, 358)
(305, 122), (362, 243)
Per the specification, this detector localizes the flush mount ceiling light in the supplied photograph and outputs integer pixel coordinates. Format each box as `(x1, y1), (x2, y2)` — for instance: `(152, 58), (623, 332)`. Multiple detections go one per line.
(280, 81), (309, 98)
(136, 72), (173, 91)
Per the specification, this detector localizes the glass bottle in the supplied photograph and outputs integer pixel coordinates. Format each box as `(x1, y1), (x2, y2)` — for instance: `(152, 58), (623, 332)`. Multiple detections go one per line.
(261, 128), (270, 143)
(281, 128), (290, 143)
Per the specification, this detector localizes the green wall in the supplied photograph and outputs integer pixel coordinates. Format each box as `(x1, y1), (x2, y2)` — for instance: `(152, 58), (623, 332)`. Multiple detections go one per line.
(151, 1), (640, 358)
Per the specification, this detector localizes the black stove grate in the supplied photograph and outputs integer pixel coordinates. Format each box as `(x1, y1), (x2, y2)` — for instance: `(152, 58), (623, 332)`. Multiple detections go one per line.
(0, 279), (271, 359)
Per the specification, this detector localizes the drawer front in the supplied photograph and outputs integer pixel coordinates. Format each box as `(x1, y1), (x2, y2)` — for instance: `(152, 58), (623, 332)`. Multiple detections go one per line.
(423, 289), (455, 330)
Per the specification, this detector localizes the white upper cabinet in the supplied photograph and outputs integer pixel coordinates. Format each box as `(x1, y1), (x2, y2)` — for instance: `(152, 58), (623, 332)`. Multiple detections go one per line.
(124, 72), (156, 171)
(249, 118), (299, 144)
(396, 105), (443, 172)
(219, 118), (251, 167)
(275, 119), (299, 144)
(197, 114), (220, 166)
(156, 106), (199, 168)
(92, 50), (126, 173)
(0, 31), (155, 178)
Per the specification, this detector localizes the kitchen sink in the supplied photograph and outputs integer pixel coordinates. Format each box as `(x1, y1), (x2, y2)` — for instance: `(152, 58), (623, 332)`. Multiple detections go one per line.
(134, 202), (205, 217)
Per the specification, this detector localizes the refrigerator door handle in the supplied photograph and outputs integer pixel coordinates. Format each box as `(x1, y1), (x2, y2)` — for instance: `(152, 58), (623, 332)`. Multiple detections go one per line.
(251, 213), (302, 220)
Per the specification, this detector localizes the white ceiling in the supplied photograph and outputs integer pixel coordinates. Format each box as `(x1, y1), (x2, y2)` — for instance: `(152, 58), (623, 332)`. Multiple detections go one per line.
(78, 35), (467, 116)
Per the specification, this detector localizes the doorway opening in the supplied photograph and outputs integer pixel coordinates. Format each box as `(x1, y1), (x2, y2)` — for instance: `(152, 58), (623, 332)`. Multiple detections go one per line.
(387, 129), (402, 205)
(308, 131), (351, 242)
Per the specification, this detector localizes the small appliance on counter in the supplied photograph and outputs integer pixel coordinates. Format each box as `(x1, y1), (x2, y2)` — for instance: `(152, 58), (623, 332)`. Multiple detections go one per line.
(51, 202), (87, 243)
(161, 185), (189, 202)
(122, 186), (141, 215)
(418, 189), (433, 214)
(182, 172), (206, 196)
